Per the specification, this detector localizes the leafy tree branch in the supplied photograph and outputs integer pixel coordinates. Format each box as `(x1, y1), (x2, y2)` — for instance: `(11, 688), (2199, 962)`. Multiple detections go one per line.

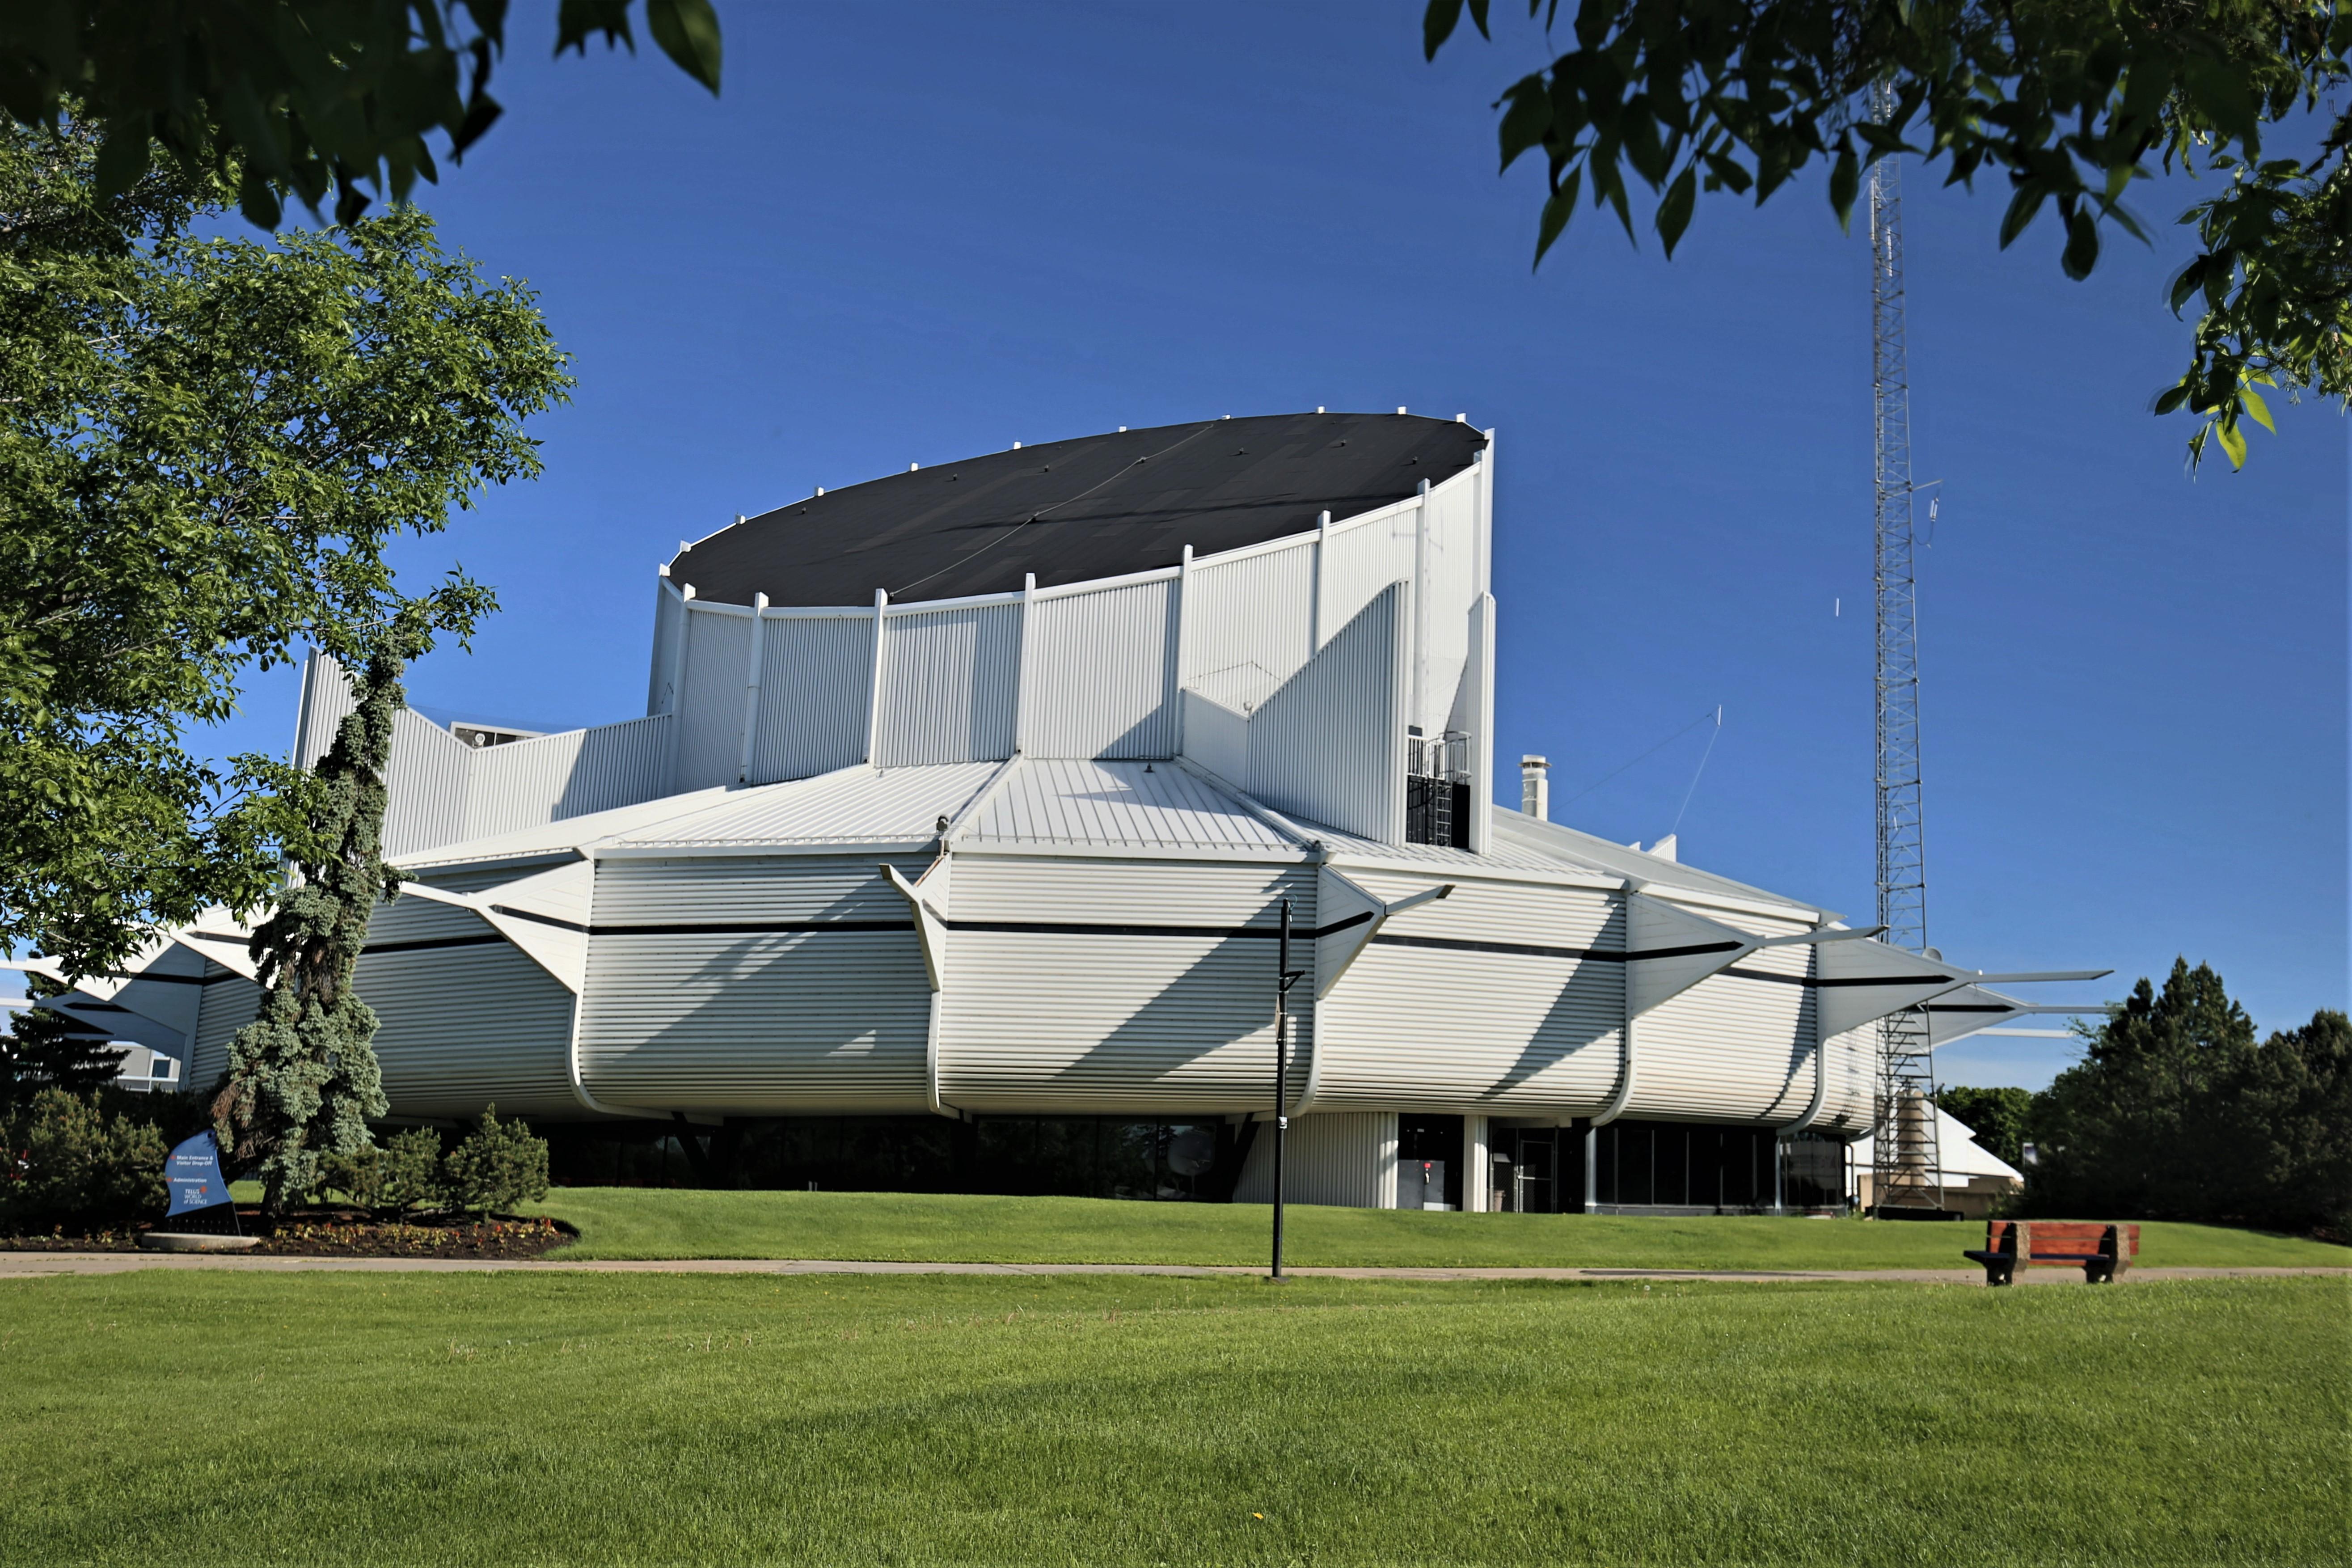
(0, 1), (722, 228)
(1426, 0), (2351, 468)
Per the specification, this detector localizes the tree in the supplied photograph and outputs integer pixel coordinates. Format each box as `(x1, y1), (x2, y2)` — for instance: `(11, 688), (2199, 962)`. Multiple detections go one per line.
(0, 972), (118, 1106)
(441, 1105), (551, 1215)
(1424, 0), (2350, 469)
(0, 2), (721, 229)
(0, 121), (570, 978)
(211, 602), (470, 1217)
(0, 1085), (166, 1233)
(2206, 1008), (2351, 1238)
(1934, 1083), (2031, 1169)
(2026, 958), (2350, 1236)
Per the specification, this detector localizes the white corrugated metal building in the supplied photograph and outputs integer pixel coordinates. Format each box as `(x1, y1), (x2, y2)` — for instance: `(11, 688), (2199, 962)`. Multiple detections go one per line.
(69, 412), (2080, 1213)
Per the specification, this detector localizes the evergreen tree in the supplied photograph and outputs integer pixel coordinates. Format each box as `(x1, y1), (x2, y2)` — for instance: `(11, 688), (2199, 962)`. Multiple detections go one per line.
(2028, 959), (2254, 1220)
(2026, 959), (2350, 1235)
(2209, 1010), (2352, 1238)
(210, 604), (461, 1218)
(0, 972), (118, 1106)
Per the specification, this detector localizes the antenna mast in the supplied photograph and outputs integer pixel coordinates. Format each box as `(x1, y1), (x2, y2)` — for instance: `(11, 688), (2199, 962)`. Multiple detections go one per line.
(1867, 78), (1942, 1215)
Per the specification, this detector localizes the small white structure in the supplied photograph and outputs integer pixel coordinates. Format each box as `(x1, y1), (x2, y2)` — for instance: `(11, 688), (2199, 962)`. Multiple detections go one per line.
(1848, 1105), (2026, 1218)
(64, 413), (2084, 1211)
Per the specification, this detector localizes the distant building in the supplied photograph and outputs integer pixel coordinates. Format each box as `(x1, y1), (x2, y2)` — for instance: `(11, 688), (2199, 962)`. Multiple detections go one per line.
(62, 414), (2071, 1210)
(1847, 1103), (2025, 1218)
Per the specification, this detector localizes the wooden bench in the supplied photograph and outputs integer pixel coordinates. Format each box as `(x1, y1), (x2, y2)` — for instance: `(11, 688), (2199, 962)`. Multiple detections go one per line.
(1964, 1220), (2140, 1285)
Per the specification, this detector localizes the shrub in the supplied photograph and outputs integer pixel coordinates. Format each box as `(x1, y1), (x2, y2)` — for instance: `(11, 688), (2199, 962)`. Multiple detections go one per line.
(381, 1127), (448, 1211)
(0, 1088), (167, 1234)
(317, 1126), (446, 1211)
(441, 1106), (549, 1216)
(317, 1142), (384, 1206)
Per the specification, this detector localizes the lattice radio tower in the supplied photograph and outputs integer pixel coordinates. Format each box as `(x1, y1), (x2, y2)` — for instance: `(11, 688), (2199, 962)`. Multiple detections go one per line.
(1867, 79), (1942, 1213)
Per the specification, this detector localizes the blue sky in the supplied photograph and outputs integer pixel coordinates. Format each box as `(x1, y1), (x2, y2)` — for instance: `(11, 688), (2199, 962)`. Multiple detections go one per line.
(200, 2), (2346, 1087)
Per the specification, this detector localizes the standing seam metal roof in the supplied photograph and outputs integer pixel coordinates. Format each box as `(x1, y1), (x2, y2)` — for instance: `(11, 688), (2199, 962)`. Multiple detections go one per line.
(612, 762), (1002, 848)
(962, 757), (1294, 851)
(669, 412), (1486, 608)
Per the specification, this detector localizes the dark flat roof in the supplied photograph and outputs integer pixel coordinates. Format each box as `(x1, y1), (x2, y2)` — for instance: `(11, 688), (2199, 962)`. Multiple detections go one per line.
(668, 411), (1486, 608)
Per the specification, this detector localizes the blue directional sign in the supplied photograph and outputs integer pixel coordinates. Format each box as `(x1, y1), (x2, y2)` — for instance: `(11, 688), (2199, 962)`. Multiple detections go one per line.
(164, 1131), (232, 1219)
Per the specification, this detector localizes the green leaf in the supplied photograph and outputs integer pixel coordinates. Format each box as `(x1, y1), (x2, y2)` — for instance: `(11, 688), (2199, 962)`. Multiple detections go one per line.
(91, 123), (152, 199)
(557, 0), (635, 56)
(2061, 205), (2099, 279)
(2177, 55), (2257, 144)
(1535, 166), (1581, 265)
(1655, 165), (1697, 256)
(1423, 0), (1488, 57)
(1498, 77), (1554, 172)
(1997, 185), (2045, 249)
(2151, 382), (2190, 416)
(1828, 145), (1858, 233)
(1425, 0), (1465, 59)
(2238, 386), (2274, 433)
(2214, 414), (2246, 469)
(645, 0), (722, 93)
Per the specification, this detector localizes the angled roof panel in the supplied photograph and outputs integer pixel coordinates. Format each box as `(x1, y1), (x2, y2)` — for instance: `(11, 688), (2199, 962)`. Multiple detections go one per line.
(394, 786), (741, 871)
(1491, 808), (1837, 918)
(963, 757), (1295, 851)
(612, 762), (1000, 849)
(671, 412), (1486, 608)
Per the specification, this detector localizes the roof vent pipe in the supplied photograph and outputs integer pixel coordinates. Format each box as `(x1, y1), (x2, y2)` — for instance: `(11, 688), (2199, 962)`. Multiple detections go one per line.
(1521, 755), (1550, 820)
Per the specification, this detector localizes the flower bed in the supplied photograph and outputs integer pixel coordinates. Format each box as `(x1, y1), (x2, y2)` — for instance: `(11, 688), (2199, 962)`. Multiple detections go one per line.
(2, 1211), (575, 1258)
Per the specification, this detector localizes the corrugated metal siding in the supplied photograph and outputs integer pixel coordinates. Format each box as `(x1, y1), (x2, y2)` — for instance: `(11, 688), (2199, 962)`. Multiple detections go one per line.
(189, 964), (262, 1089)
(295, 652), (358, 768)
(462, 714), (672, 841)
(1314, 876), (1624, 1115)
(1818, 1024), (1876, 1134)
(1319, 505), (1415, 646)
(616, 761), (997, 847)
(672, 608), (756, 792)
(1025, 579), (1178, 758)
(1247, 582), (1403, 841)
(578, 856), (933, 1112)
(356, 892), (576, 1118)
(963, 758), (1291, 850)
(750, 614), (874, 782)
(382, 708), (473, 859)
(875, 604), (1020, 766)
(1184, 543), (1314, 710)
(1627, 910), (1814, 1124)
(938, 858), (1315, 1115)
(1231, 1112), (1397, 1208)
(1416, 476), (1480, 736)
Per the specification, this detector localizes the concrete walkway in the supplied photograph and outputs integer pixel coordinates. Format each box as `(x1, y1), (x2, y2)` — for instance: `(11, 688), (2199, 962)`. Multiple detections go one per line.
(2, 1252), (2344, 1284)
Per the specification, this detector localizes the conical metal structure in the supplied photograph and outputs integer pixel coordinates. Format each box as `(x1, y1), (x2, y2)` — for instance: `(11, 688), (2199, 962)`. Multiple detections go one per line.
(1867, 80), (1943, 1214)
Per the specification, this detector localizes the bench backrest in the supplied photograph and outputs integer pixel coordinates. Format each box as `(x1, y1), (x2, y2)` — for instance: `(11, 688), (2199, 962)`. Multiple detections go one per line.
(1984, 1220), (2141, 1262)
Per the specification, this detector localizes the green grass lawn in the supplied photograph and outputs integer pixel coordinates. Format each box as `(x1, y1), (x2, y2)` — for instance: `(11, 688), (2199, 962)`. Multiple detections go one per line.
(528, 1187), (2352, 1271)
(0, 1272), (2341, 1564)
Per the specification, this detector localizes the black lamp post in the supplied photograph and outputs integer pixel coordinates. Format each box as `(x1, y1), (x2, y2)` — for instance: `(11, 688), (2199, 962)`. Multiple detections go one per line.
(1270, 896), (1305, 1281)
